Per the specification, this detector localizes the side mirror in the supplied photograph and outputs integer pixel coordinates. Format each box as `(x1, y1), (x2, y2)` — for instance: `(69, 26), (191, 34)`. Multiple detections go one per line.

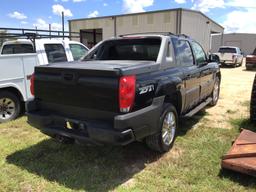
(209, 54), (220, 63)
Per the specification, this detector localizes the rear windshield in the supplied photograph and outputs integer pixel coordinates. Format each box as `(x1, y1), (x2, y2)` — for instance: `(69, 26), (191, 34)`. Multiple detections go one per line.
(218, 47), (236, 53)
(1, 44), (34, 54)
(84, 38), (161, 61)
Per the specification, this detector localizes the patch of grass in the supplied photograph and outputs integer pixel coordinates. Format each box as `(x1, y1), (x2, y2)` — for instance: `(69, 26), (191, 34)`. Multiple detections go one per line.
(0, 116), (256, 191)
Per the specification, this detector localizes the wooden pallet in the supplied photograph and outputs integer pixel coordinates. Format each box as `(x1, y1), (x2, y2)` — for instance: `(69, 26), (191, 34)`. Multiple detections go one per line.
(222, 129), (256, 177)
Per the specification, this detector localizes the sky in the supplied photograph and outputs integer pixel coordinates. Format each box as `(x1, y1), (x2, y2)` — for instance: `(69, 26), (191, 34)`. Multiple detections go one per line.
(1, 0), (256, 33)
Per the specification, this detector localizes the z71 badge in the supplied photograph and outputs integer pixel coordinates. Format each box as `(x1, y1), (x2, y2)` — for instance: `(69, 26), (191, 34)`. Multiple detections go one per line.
(139, 85), (154, 95)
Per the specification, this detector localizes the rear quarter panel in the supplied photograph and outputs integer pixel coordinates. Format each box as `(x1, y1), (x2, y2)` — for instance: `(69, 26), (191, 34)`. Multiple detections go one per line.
(134, 66), (184, 114)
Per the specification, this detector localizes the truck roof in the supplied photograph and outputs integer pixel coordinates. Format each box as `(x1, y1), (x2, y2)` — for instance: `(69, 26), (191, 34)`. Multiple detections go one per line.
(119, 32), (191, 39)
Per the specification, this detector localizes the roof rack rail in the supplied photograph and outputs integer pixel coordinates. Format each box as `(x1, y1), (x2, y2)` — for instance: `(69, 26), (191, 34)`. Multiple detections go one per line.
(119, 32), (175, 37)
(0, 27), (80, 40)
(0, 27), (81, 52)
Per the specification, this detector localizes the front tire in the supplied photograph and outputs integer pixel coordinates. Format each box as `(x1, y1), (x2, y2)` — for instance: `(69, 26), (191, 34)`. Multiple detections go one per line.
(209, 76), (220, 106)
(146, 104), (178, 153)
(0, 91), (21, 123)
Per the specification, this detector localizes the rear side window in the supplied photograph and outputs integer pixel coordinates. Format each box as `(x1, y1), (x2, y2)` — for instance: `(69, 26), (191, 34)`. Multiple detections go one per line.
(44, 44), (67, 63)
(190, 41), (207, 65)
(69, 44), (88, 61)
(172, 38), (194, 67)
(2, 44), (34, 54)
(218, 48), (236, 53)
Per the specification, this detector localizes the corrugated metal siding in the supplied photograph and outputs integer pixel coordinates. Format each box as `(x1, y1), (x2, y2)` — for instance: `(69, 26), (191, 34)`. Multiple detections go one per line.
(181, 10), (223, 53)
(211, 33), (256, 55)
(70, 11), (177, 40)
(116, 11), (177, 36)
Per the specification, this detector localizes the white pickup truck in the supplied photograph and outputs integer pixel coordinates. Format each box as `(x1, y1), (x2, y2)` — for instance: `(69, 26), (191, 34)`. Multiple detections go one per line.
(0, 39), (88, 122)
(215, 46), (243, 67)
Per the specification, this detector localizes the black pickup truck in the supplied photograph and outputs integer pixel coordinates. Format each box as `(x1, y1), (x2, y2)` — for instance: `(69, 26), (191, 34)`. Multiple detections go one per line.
(27, 33), (221, 152)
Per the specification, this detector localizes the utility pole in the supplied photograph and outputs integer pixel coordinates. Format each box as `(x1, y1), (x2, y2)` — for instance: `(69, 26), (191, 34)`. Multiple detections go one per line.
(49, 24), (51, 39)
(62, 11), (64, 40)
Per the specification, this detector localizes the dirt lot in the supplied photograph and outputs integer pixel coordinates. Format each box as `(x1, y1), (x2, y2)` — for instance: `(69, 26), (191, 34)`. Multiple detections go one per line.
(0, 63), (256, 192)
(196, 64), (255, 129)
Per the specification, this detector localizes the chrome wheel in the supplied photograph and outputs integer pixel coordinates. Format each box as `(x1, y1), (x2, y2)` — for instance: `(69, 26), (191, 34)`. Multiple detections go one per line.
(0, 98), (16, 121)
(213, 80), (219, 103)
(161, 112), (176, 146)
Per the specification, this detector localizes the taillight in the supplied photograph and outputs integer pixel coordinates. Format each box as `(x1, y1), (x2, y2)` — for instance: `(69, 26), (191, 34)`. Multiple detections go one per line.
(30, 73), (35, 96)
(119, 75), (136, 113)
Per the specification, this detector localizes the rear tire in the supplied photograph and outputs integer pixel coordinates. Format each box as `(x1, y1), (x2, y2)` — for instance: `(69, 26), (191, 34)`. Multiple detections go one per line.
(209, 76), (220, 106)
(240, 60), (243, 66)
(0, 91), (21, 123)
(145, 104), (178, 153)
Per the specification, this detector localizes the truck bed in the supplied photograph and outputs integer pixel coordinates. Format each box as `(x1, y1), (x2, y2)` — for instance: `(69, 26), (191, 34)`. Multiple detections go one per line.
(34, 60), (158, 115)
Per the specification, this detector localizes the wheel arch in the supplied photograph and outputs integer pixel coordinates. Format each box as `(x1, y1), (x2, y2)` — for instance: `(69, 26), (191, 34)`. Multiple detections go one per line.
(164, 91), (182, 116)
(0, 86), (25, 102)
(155, 77), (184, 116)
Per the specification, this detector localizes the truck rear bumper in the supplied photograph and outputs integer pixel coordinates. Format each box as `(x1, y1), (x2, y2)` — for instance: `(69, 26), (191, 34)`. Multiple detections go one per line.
(220, 60), (236, 65)
(26, 96), (164, 146)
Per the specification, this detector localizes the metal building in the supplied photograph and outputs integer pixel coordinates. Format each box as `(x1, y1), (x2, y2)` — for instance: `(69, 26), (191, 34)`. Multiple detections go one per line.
(211, 33), (256, 55)
(69, 8), (224, 52)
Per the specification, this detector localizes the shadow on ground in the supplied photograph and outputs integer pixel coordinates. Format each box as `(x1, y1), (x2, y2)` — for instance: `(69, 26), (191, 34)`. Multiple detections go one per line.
(7, 140), (162, 191)
(6, 111), (207, 191)
(178, 110), (207, 136)
(219, 169), (256, 187)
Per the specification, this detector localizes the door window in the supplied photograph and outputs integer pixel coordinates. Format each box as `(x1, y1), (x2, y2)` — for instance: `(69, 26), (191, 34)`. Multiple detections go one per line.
(172, 38), (194, 66)
(190, 41), (207, 65)
(44, 44), (67, 63)
(69, 44), (88, 61)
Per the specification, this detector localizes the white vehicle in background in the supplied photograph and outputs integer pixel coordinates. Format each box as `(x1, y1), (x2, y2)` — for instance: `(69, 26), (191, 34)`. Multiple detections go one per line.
(0, 38), (89, 122)
(215, 46), (243, 67)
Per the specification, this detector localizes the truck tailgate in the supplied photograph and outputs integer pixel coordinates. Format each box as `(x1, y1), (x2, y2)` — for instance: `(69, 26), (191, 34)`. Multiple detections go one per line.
(219, 53), (234, 61)
(34, 61), (122, 113)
